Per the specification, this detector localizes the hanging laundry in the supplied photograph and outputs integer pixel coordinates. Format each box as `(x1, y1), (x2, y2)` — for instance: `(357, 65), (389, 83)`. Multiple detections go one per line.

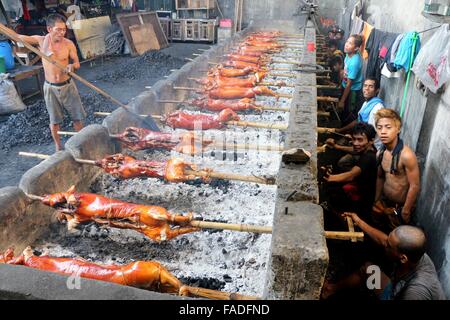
(21, 0), (31, 21)
(365, 28), (399, 81)
(412, 25), (450, 94)
(385, 33), (405, 72)
(392, 32), (421, 72)
(360, 22), (374, 60)
(350, 16), (364, 35)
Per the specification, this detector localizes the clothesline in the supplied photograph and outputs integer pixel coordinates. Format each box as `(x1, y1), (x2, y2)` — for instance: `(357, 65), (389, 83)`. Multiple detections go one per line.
(417, 24), (442, 34)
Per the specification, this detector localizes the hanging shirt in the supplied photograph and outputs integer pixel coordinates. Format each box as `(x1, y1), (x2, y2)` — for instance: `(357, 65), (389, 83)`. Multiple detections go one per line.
(365, 29), (399, 81)
(361, 22), (374, 60)
(342, 52), (363, 91)
(393, 32), (421, 72)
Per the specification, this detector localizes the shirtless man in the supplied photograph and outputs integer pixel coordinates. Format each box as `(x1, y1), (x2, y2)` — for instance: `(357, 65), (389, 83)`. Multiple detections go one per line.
(373, 109), (420, 229)
(8, 14), (85, 151)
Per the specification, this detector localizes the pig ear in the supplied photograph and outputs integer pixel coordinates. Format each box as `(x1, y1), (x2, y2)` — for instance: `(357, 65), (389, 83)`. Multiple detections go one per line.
(67, 185), (76, 194)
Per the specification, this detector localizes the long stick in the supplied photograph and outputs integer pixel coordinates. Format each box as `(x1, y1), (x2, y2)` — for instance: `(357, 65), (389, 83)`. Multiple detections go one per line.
(346, 216), (357, 243)
(172, 86), (293, 99)
(182, 285), (260, 300)
(0, 23), (127, 110)
(185, 169), (275, 185)
(190, 220), (272, 233)
(317, 96), (339, 103)
(187, 77), (296, 88)
(19, 152), (96, 165)
(226, 120), (288, 130)
(19, 151), (275, 185)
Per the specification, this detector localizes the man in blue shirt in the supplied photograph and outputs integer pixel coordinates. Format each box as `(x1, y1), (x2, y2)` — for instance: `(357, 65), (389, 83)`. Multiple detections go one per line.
(339, 34), (364, 125)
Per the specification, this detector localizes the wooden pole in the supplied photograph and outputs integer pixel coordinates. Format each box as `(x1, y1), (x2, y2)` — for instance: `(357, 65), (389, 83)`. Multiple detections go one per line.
(184, 169), (275, 185)
(172, 87), (293, 99)
(317, 96), (339, 103)
(0, 23), (127, 110)
(19, 151), (51, 160)
(226, 121), (288, 130)
(19, 151), (96, 165)
(346, 216), (357, 243)
(182, 286), (260, 300)
(190, 220), (272, 233)
(325, 231), (364, 242)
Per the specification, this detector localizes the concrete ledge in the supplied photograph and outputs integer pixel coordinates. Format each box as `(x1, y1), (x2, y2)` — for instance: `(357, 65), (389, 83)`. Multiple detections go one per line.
(263, 202), (328, 299)
(0, 264), (185, 300)
(0, 187), (34, 252)
(65, 124), (119, 186)
(263, 24), (327, 299)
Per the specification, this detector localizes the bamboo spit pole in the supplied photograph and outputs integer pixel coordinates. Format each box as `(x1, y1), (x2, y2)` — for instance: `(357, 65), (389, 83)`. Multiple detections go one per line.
(181, 286), (260, 300)
(23, 192), (363, 241)
(186, 77), (296, 88)
(317, 96), (339, 103)
(18, 152), (276, 185)
(172, 86), (293, 99)
(159, 99), (335, 109)
(346, 216), (357, 243)
(0, 23), (128, 111)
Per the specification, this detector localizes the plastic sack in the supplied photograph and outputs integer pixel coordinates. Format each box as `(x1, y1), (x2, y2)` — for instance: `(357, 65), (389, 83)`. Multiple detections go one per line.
(412, 24), (450, 94)
(0, 73), (26, 115)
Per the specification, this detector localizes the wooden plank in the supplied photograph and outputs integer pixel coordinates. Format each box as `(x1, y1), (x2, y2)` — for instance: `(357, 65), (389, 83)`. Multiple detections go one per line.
(71, 16), (111, 59)
(129, 24), (160, 55)
(117, 12), (168, 56)
(140, 12), (169, 48)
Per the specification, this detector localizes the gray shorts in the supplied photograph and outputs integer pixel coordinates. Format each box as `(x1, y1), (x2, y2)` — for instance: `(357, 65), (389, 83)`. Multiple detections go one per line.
(43, 79), (86, 125)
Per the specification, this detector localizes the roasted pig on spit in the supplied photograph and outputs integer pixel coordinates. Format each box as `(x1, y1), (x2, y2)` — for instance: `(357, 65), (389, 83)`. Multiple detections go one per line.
(209, 65), (254, 77)
(196, 75), (264, 91)
(191, 97), (262, 112)
(162, 109), (240, 130)
(41, 186), (199, 242)
(222, 60), (263, 72)
(225, 53), (266, 64)
(207, 86), (279, 100)
(96, 154), (211, 182)
(1, 247), (185, 295)
(244, 40), (284, 49)
(111, 127), (212, 154)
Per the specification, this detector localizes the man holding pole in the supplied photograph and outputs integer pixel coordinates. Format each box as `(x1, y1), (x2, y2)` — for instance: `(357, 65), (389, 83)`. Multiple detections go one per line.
(5, 14), (85, 151)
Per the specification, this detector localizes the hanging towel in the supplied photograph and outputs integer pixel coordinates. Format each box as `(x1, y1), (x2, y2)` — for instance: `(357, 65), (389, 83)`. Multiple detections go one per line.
(361, 22), (374, 60)
(393, 32), (421, 72)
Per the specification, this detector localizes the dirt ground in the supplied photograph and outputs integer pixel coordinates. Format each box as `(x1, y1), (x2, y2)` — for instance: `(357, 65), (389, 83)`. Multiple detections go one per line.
(0, 43), (211, 188)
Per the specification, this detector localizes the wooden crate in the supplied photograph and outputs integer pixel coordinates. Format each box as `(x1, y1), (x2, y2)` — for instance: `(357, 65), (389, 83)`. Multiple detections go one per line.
(159, 17), (172, 40)
(199, 20), (216, 42)
(171, 20), (184, 40)
(184, 20), (199, 40)
(71, 16), (112, 59)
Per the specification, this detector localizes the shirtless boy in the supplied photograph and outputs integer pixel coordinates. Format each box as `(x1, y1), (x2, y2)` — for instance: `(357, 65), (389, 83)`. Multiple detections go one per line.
(8, 14), (85, 151)
(373, 109), (420, 229)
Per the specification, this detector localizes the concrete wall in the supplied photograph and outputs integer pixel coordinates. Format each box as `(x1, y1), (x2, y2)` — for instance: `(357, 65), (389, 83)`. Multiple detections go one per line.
(318, 0), (450, 298)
